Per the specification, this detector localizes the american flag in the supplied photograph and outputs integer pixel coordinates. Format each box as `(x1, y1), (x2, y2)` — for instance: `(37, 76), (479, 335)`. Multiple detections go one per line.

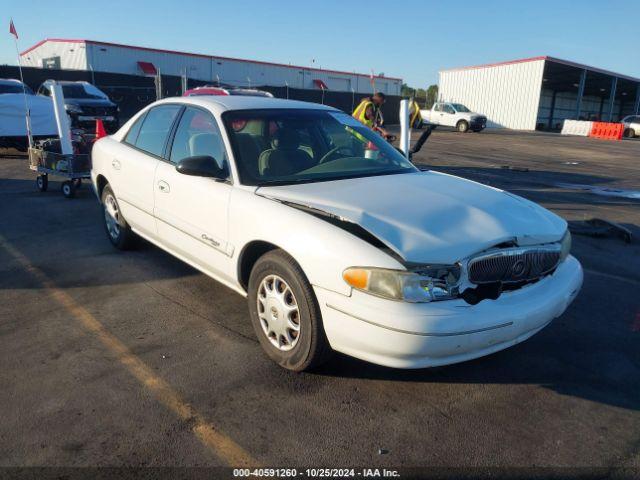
(9, 19), (18, 39)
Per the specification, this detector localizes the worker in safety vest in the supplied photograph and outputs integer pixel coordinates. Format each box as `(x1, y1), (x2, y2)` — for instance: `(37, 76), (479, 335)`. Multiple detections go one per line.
(352, 92), (391, 139)
(409, 98), (423, 129)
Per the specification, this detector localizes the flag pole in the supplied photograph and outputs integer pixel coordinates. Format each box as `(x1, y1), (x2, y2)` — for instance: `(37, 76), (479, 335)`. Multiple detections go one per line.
(10, 20), (33, 150)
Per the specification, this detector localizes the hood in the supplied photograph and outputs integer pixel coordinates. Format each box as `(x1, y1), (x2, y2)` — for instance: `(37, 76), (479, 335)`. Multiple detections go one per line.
(65, 98), (115, 108)
(257, 171), (567, 264)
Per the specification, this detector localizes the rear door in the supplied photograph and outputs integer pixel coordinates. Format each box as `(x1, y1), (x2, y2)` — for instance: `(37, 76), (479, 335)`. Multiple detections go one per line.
(153, 106), (234, 282)
(109, 104), (181, 238)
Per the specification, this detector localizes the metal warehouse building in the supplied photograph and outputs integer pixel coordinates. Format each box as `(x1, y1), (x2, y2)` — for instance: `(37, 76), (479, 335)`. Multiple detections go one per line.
(20, 38), (402, 95)
(439, 56), (640, 130)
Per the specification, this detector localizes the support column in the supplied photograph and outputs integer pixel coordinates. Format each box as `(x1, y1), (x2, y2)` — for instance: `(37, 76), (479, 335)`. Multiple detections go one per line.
(606, 77), (618, 122)
(575, 69), (586, 120)
(634, 83), (640, 115)
(548, 90), (557, 130)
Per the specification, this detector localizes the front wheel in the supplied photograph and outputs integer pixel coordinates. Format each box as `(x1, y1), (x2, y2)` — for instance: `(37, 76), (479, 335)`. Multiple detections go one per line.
(61, 180), (76, 198)
(101, 184), (137, 250)
(248, 250), (332, 371)
(36, 174), (48, 192)
(457, 120), (469, 133)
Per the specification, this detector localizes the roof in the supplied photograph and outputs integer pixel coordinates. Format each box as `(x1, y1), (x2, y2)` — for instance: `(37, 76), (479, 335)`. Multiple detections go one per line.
(21, 38), (402, 82)
(0, 78), (25, 84)
(440, 56), (640, 83)
(159, 95), (339, 113)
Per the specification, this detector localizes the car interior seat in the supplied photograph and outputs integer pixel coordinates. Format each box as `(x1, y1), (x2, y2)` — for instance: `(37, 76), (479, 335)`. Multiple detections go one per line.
(258, 128), (314, 177)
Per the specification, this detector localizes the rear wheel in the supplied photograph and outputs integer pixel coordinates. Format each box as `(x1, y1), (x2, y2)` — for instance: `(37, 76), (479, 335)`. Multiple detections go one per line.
(457, 120), (469, 133)
(624, 128), (636, 138)
(248, 250), (332, 371)
(101, 184), (137, 250)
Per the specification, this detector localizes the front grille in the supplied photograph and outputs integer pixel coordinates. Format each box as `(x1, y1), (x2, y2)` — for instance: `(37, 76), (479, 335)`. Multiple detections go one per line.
(468, 248), (560, 284)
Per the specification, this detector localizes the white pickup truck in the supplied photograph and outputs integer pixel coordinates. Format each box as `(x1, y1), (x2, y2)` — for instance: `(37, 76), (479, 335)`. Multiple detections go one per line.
(421, 102), (487, 133)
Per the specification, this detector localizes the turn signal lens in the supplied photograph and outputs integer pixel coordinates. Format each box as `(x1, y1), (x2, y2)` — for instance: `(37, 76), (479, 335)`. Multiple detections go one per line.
(560, 230), (572, 261)
(343, 268), (369, 290)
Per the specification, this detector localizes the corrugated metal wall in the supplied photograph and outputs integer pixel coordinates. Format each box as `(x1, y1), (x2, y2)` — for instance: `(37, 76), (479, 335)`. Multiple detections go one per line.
(21, 41), (401, 95)
(21, 41), (87, 70)
(439, 60), (545, 130)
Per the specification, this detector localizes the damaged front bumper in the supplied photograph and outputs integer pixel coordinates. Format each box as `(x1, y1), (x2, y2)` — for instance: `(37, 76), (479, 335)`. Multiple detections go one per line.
(315, 255), (583, 369)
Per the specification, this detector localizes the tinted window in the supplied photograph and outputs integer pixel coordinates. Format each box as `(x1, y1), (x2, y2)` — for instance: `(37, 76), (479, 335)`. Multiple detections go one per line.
(434, 104), (443, 112)
(135, 105), (181, 157)
(443, 104), (455, 114)
(170, 107), (228, 170)
(124, 113), (147, 145)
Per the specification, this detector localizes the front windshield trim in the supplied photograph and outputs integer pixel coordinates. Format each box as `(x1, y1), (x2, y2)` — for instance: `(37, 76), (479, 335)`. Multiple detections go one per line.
(222, 108), (417, 187)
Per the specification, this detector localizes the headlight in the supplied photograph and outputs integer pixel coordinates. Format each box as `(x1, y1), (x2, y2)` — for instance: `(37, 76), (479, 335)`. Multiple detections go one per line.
(343, 265), (460, 303)
(65, 104), (83, 114)
(560, 230), (572, 261)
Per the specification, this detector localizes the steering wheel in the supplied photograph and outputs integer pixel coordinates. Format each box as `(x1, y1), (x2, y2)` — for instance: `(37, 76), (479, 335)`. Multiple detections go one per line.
(318, 146), (354, 164)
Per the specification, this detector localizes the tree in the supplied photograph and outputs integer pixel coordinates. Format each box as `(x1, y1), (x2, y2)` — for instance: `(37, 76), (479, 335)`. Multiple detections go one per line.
(401, 83), (437, 107)
(425, 84), (438, 109)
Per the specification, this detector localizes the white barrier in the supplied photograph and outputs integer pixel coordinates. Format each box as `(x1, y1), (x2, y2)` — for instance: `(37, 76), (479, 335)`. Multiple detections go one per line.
(561, 120), (593, 137)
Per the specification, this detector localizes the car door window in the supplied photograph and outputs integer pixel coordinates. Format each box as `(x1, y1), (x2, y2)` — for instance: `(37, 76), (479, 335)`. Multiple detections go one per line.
(170, 107), (228, 171)
(443, 104), (455, 114)
(434, 103), (443, 112)
(134, 105), (181, 157)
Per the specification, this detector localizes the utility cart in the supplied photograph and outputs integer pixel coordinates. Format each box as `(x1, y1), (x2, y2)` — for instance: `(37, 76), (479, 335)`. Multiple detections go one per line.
(29, 146), (91, 199)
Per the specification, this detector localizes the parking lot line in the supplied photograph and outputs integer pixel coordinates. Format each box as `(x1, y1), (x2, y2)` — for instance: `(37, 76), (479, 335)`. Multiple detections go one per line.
(0, 233), (258, 467)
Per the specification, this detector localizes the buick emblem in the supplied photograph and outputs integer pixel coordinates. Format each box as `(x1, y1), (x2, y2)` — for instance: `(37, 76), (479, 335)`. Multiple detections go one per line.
(511, 259), (527, 278)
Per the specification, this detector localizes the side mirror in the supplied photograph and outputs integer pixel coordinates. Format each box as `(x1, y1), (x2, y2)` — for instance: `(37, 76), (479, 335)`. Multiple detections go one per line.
(175, 155), (227, 179)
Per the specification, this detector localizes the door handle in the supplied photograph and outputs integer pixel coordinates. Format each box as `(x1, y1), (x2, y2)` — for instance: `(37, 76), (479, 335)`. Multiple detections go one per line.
(111, 159), (121, 170)
(157, 180), (170, 193)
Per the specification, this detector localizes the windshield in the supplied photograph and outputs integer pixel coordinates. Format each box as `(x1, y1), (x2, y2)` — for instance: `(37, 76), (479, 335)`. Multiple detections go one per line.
(451, 103), (470, 113)
(222, 109), (417, 186)
(0, 83), (33, 95)
(61, 83), (107, 100)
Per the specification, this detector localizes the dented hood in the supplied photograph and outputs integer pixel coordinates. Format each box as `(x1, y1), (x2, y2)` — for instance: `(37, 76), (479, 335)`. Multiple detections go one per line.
(257, 171), (567, 264)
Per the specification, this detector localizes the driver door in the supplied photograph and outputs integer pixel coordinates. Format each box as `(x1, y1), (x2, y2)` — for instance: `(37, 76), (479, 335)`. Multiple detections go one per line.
(153, 106), (234, 283)
(441, 104), (457, 126)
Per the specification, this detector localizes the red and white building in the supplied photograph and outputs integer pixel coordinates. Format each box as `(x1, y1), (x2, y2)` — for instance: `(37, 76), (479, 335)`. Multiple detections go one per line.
(20, 38), (402, 95)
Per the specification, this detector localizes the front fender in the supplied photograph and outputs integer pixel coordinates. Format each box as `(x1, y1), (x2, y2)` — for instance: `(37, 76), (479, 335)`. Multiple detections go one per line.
(229, 188), (404, 296)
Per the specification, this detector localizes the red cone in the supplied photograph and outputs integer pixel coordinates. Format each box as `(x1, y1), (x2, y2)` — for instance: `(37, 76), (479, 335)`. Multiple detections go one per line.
(95, 119), (107, 140)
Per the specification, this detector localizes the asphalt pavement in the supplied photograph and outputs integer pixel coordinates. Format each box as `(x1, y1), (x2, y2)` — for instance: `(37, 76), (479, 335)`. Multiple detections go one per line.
(1, 130), (639, 478)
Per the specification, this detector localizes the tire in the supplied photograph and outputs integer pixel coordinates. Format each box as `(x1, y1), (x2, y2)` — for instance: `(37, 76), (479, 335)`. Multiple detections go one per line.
(457, 120), (469, 133)
(247, 249), (332, 371)
(101, 184), (137, 250)
(61, 180), (76, 198)
(624, 128), (636, 138)
(36, 175), (48, 192)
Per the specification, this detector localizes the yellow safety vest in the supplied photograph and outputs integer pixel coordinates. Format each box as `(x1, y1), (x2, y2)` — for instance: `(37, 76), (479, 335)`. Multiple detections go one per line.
(352, 99), (376, 128)
(409, 100), (422, 129)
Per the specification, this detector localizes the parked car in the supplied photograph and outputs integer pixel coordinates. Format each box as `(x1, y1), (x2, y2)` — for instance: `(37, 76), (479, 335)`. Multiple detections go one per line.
(183, 86), (273, 98)
(621, 115), (639, 138)
(421, 102), (487, 132)
(91, 96), (582, 371)
(0, 78), (57, 151)
(37, 80), (119, 133)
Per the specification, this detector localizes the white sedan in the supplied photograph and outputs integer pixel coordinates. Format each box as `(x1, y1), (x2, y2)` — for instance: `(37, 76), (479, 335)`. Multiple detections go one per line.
(91, 96), (583, 371)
